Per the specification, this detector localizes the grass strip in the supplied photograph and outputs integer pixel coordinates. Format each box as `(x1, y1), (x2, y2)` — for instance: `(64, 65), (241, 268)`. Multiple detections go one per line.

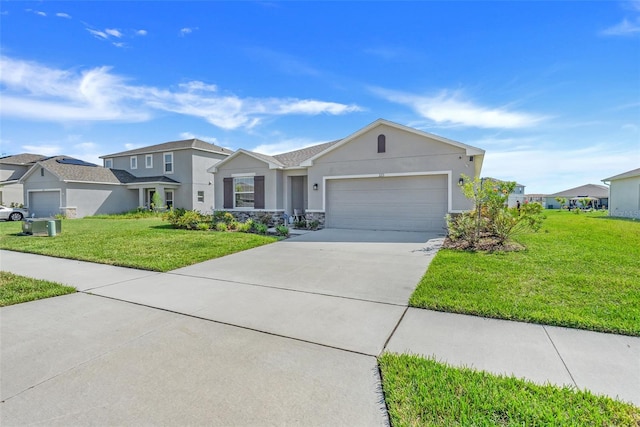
(379, 353), (639, 426)
(410, 211), (640, 336)
(0, 217), (277, 272)
(0, 271), (76, 306)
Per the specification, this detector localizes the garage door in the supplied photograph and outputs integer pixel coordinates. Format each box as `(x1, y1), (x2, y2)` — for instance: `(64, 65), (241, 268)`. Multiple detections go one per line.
(29, 191), (61, 218)
(325, 175), (448, 232)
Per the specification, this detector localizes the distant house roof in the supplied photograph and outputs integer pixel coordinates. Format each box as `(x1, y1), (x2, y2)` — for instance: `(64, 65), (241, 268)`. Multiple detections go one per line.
(547, 184), (609, 198)
(0, 153), (46, 165)
(602, 167), (640, 182)
(19, 156), (137, 184)
(100, 139), (231, 158)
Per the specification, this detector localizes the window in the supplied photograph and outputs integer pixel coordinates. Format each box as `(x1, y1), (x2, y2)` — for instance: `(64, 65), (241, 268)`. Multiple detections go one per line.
(224, 175), (264, 209)
(377, 134), (386, 153)
(130, 156), (137, 169)
(234, 177), (254, 208)
(165, 190), (174, 209)
(197, 191), (205, 203)
(40, 168), (44, 177)
(145, 154), (153, 168)
(104, 159), (113, 168)
(164, 152), (173, 174)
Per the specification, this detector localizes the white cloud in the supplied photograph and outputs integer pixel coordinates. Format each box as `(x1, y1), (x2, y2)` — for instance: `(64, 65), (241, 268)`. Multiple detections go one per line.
(56, 12), (71, 19)
(179, 132), (219, 143)
(105, 28), (123, 38)
(34, 11), (46, 17)
(22, 144), (61, 156)
(136, 29), (147, 36)
(87, 28), (109, 40)
(601, 18), (640, 36)
(373, 87), (545, 129)
(112, 42), (126, 48)
(180, 27), (198, 36)
(0, 56), (362, 128)
(251, 138), (324, 155)
(481, 145), (638, 194)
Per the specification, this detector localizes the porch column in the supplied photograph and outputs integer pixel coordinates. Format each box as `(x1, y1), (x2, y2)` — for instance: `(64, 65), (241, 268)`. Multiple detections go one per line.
(138, 188), (144, 208)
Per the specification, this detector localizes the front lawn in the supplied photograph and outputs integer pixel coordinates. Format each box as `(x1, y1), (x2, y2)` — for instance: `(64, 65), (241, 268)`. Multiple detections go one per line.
(410, 210), (640, 336)
(379, 353), (639, 426)
(0, 271), (76, 306)
(0, 217), (277, 272)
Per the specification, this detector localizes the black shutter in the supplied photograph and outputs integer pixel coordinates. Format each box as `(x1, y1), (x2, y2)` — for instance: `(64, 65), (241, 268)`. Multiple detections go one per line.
(223, 177), (233, 209)
(254, 175), (265, 209)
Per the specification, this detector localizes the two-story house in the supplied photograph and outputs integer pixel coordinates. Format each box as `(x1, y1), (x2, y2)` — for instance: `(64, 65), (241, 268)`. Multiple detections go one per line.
(20, 139), (230, 218)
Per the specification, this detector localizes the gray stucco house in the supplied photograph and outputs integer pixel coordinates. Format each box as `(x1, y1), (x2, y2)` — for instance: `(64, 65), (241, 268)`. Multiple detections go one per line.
(0, 154), (46, 206)
(20, 139), (230, 218)
(209, 119), (485, 232)
(602, 168), (640, 219)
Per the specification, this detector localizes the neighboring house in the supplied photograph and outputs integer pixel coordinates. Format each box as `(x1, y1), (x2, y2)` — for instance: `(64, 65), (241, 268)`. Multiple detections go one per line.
(20, 156), (140, 218)
(20, 139), (231, 218)
(100, 138), (231, 212)
(525, 194), (545, 204)
(545, 184), (609, 209)
(0, 154), (46, 206)
(483, 177), (526, 207)
(602, 168), (640, 219)
(209, 119), (485, 232)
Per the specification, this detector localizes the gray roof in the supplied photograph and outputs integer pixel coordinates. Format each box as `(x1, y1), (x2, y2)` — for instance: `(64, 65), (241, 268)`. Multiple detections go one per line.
(0, 153), (46, 165)
(124, 175), (180, 184)
(101, 139), (231, 158)
(547, 184), (609, 198)
(603, 167), (640, 182)
(36, 156), (137, 184)
(273, 140), (341, 167)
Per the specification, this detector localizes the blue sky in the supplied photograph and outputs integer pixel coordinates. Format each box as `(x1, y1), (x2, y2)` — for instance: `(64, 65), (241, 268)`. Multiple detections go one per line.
(1, 1), (638, 194)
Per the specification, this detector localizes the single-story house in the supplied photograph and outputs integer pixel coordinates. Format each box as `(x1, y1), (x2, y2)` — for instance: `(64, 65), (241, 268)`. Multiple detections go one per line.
(0, 153), (46, 206)
(602, 167), (640, 219)
(21, 139), (231, 218)
(545, 184), (609, 209)
(209, 119), (485, 232)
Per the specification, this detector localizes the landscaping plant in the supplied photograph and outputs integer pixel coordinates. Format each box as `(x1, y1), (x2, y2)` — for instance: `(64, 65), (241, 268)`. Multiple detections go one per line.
(447, 175), (544, 250)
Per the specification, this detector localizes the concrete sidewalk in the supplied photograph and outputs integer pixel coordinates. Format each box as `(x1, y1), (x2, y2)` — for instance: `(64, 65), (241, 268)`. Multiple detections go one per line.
(1, 238), (639, 426)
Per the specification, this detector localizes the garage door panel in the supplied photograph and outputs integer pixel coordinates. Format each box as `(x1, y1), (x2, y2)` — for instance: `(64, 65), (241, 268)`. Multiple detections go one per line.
(29, 191), (61, 218)
(326, 176), (448, 232)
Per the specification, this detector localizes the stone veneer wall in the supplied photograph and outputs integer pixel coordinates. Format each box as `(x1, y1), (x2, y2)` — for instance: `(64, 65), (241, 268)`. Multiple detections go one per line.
(224, 210), (326, 229)
(62, 207), (77, 219)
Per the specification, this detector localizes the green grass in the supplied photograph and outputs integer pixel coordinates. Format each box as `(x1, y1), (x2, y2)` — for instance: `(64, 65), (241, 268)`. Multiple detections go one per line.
(0, 217), (277, 272)
(410, 210), (640, 336)
(0, 271), (76, 307)
(379, 353), (639, 426)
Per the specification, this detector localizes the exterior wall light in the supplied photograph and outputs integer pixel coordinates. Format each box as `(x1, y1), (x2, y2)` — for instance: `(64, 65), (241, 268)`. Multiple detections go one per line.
(458, 177), (464, 185)
(313, 183), (318, 190)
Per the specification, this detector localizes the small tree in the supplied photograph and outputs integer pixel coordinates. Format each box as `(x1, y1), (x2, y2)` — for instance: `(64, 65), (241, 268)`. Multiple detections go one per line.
(555, 197), (567, 209)
(151, 192), (163, 211)
(447, 175), (545, 250)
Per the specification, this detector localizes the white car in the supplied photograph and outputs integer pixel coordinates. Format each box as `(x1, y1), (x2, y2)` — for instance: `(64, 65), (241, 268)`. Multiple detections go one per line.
(0, 205), (29, 221)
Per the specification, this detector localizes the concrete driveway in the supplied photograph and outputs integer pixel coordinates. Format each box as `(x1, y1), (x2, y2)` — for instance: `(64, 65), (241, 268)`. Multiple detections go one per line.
(0, 229), (442, 426)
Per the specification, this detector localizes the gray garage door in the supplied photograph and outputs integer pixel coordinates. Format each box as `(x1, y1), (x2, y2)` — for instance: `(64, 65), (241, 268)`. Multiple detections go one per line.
(325, 175), (448, 232)
(29, 191), (61, 218)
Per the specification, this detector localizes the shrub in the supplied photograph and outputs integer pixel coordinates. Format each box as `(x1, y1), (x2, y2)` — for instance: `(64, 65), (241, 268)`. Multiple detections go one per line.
(448, 175), (545, 250)
(213, 211), (236, 225)
(275, 225), (289, 237)
(215, 222), (228, 232)
(255, 213), (273, 227)
(308, 220), (320, 230)
(236, 220), (252, 233)
(293, 220), (307, 229)
(254, 223), (268, 235)
(197, 222), (210, 231)
(163, 208), (211, 230)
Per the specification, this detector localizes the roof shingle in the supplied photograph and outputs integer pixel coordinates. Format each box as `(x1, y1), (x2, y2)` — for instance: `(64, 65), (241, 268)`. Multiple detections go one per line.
(101, 139), (231, 158)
